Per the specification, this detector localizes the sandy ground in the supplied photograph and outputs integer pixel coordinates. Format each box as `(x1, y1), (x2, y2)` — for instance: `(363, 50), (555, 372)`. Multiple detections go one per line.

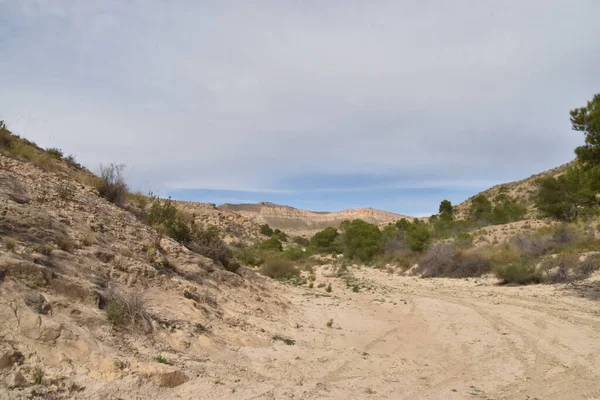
(4, 266), (600, 400)
(104, 267), (600, 400)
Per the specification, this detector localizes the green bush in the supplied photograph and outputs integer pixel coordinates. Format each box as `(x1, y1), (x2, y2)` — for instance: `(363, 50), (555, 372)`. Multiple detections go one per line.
(535, 165), (600, 221)
(147, 196), (232, 266)
(342, 219), (382, 263)
(469, 194), (492, 222)
(259, 237), (283, 252)
(236, 247), (266, 266)
(224, 260), (241, 274)
(491, 194), (527, 224)
(293, 236), (310, 246)
(260, 224), (274, 236)
(405, 221), (431, 252)
(260, 258), (300, 280)
(494, 263), (542, 285)
(310, 227), (340, 253)
(283, 246), (305, 261)
(147, 195), (192, 243)
(273, 229), (288, 242)
(45, 147), (64, 159)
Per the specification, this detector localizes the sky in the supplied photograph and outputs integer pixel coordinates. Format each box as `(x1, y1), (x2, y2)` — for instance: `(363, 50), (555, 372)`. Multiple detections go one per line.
(1, 1), (599, 216)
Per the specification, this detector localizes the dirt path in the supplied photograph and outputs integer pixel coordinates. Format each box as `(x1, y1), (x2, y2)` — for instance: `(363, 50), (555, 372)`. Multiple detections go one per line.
(76, 268), (600, 400)
(194, 268), (600, 400)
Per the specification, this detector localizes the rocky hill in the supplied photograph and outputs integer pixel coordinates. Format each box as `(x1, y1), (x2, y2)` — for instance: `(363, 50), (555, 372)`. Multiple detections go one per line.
(453, 162), (573, 220)
(172, 201), (266, 245)
(0, 147), (293, 398)
(218, 202), (411, 236)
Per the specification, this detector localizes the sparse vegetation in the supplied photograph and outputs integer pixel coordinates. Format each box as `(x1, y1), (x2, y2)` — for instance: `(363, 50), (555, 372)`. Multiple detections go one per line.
(326, 283), (332, 293)
(57, 237), (76, 253)
(82, 232), (98, 247)
(154, 355), (171, 365)
(260, 259), (300, 280)
(272, 335), (295, 345)
(260, 224), (274, 237)
(4, 237), (17, 252)
(97, 163), (128, 206)
(326, 318), (333, 328)
(32, 243), (53, 256)
(32, 366), (44, 385)
(57, 183), (75, 201)
(259, 237), (283, 252)
(494, 262), (542, 285)
(105, 289), (151, 332)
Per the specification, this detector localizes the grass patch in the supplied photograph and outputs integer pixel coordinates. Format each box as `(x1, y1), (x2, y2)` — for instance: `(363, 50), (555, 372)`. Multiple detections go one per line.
(33, 366), (44, 385)
(154, 355), (171, 365)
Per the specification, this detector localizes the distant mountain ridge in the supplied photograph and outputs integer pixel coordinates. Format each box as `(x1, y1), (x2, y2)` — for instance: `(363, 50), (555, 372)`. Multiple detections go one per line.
(218, 202), (412, 233)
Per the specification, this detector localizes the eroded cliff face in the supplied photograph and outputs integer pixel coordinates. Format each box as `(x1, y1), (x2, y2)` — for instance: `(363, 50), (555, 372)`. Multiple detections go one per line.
(219, 202), (411, 233)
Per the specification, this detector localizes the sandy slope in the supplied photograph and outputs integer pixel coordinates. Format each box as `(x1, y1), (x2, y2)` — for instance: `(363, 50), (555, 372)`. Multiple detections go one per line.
(76, 268), (600, 400)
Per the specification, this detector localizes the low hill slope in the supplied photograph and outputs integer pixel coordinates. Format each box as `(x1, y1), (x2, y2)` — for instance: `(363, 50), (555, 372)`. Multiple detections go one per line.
(0, 153), (292, 397)
(453, 162), (573, 220)
(173, 201), (266, 245)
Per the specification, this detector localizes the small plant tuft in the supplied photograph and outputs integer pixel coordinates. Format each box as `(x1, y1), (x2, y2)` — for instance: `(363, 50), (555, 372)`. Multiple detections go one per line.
(4, 237), (17, 252)
(272, 335), (296, 345)
(105, 289), (151, 332)
(154, 355), (171, 365)
(57, 237), (76, 253)
(326, 283), (332, 293)
(326, 318), (334, 328)
(33, 366), (44, 385)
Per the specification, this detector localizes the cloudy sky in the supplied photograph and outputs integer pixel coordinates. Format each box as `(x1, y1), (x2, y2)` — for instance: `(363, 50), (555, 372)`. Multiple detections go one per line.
(1, 1), (599, 215)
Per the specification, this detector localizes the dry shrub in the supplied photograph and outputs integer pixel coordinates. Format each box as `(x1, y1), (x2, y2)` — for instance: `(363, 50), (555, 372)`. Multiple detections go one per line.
(552, 223), (575, 245)
(494, 262), (542, 285)
(57, 183), (75, 201)
(57, 237), (75, 253)
(577, 254), (600, 277)
(513, 234), (554, 259)
(3, 237), (17, 252)
(105, 288), (152, 332)
(260, 258), (300, 280)
(416, 243), (490, 278)
(96, 163), (128, 206)
(32, 243), (53, 256)
(82, 233), (97, 247)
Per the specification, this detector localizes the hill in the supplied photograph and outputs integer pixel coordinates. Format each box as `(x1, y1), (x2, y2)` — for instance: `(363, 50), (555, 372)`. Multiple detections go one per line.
(218, 202), (412, 236)
(453, 162), (573, 220)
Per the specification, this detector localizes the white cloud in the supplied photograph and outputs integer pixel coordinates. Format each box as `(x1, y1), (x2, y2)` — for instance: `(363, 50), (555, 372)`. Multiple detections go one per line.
(1, 0), (599, 196)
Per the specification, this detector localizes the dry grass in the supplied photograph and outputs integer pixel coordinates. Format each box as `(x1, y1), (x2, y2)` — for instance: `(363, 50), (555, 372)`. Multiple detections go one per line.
(82, 232), (98, 247)
(260, 258), (300, 280)
(3, 237), (17, 252)
(57, 237), (76, 253)
(105, 288), (152, 332)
